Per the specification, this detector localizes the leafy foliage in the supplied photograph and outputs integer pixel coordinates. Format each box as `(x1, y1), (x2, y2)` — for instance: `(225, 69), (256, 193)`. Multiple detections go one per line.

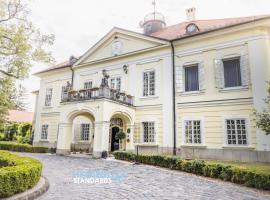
(0, 141), (48, 153)
(0, 0), (54, 125)
(115, 131), (126, 140)
(0, 150), (42, 197)
(113, 151), (270, 190)
(254, 82), (270, 135)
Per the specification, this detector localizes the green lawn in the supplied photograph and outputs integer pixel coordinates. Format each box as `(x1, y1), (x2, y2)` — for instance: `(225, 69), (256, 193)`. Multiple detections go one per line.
(205, 160), (270, 175)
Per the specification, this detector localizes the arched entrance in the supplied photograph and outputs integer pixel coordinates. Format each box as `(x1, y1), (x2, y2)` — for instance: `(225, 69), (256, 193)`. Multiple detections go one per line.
(60, 111), (95, 154)
(109, 118), (123, 152)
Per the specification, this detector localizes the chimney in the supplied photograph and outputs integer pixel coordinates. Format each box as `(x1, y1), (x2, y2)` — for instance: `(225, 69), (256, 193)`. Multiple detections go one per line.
(186, 7), (196, 22)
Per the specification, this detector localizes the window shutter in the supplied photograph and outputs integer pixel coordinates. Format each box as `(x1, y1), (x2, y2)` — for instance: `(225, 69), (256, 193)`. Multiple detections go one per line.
(198, 62), (205, 91)
(240, 54), (250, 87)
(175, 66), (184, 93)
(214, 59), (224, 89)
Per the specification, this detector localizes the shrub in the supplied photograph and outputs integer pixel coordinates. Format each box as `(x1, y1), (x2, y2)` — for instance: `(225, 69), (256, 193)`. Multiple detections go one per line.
(113, 151), (270, 190)
(0, 151), (42, 197)
(0, 133), (4, 141)
(0, 141), (48, 153)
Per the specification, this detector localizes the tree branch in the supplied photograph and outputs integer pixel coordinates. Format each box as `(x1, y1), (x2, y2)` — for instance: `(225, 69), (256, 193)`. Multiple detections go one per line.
(0, 69), (19, 79)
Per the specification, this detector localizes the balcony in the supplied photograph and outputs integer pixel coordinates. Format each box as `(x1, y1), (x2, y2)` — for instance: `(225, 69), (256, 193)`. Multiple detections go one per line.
(61, 87), (134, 106)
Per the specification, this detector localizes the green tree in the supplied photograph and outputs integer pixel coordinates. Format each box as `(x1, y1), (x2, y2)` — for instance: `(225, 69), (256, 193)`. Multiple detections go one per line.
(254, 83), (270, 135)
(0, 0), (54, 123)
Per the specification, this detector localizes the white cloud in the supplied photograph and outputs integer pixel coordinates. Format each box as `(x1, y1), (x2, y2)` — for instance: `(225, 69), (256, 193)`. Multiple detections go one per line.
(22, 0), (270, 111)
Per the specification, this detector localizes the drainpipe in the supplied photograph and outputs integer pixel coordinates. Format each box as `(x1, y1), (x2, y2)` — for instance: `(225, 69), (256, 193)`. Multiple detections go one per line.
(170, 41), (177, 155)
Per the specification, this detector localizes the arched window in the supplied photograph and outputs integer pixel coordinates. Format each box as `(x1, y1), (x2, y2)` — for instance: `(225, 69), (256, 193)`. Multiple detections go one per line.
(186, 23), (199, 34)
(110, 118), (123, 128)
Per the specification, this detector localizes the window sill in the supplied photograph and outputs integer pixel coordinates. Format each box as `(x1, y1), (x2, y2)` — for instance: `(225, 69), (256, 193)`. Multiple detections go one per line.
(222, 146), (255, 150)
(43, 106), (53, 109)
(76, 141), (91, 143)
(39, 140), (49, 142)
(178, 90), (205, 96)
(139, 96), (159, 100)
(181, 144), (207, 148)
(219, 86), (249, 93)
(135, 143), (158, 146)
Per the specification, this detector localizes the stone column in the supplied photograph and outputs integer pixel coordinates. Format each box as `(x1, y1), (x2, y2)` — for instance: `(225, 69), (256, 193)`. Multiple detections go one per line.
(126, 124), (135, 151)
(56, 123), (72, 155)
(92, 121), (110, 158)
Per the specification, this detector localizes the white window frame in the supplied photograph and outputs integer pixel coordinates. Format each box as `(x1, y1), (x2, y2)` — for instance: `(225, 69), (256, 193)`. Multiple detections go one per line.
(182, 117), (204, 146)
(142, 69), (156, 97)
(183, 64), (200, 93)
(83, 81), (93, 89)
(222, 56), (242, 89)
(110, 76), (121, 91)
(223, 117), (250, 147)
(80, 123), (90, 141)
(41, 124), (49, 140)
(216, 53), (249, 92)
(44, 88), (53, 107)
(141, 121), (156, 143)
(61, 85), (68, 101)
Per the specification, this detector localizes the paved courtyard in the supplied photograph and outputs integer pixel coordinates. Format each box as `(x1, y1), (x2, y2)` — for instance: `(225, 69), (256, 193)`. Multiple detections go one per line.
(21, 153), (270, 200)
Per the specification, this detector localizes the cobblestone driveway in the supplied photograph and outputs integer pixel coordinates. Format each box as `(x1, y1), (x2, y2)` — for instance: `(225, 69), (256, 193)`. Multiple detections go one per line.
(21, 153), (270, 200)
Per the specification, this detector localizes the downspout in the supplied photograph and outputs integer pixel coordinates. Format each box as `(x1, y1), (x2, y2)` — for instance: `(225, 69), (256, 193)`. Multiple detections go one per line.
(170, 41), (177, 155)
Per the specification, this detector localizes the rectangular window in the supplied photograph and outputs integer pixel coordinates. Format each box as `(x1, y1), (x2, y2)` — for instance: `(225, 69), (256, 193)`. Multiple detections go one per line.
(143, 70), (155, 96)
(142, 122), (155, 143)
(185, 65), (199, 92)
(61, 86), (68, 101)
(41, 124), (48, 140)
(84, 81), (92, 89)
(223, 58), (242, 88)
(81, 123), (90, 141)
(184, 120), (201, 144)
(110, 77), (121, 91)
(45, 88), (53, 107)
(226, 119), (247, 145)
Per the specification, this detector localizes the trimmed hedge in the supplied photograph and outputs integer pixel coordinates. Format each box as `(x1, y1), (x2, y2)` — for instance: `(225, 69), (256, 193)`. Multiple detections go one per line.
(0, 151), (42, 197)
(113, 151), (270, 190)
(0, 141), (48, 153)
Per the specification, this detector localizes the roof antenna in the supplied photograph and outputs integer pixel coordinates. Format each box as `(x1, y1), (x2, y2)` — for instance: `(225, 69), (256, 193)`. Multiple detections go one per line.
(152, 0), (156, 20)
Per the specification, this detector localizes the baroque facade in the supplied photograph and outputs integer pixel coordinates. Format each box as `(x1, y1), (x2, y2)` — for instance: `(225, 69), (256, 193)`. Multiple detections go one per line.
(33, 9), (270, 161)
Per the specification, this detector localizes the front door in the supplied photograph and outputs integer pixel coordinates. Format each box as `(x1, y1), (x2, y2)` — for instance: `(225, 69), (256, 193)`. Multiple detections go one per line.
(111, 127), (119, 152)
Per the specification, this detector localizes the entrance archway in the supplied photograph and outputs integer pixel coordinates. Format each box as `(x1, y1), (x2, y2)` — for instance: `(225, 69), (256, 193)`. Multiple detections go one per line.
(66, 111), (95, 154)
(109, 117), (123, 152)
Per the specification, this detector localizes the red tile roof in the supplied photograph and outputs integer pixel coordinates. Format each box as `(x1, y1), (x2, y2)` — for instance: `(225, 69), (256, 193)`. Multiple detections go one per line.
(8, 110), (34, 123)
(34, 60), (72, 75)
(151, 15), (270, 40)
(35, 15), (270, 74)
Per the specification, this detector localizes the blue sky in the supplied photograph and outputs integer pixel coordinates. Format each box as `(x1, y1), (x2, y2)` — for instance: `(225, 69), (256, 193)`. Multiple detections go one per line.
(23, 0), (270, 111)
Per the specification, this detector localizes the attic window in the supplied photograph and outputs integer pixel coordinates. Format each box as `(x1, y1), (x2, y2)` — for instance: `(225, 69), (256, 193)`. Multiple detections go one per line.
(186, 23), (199, 34)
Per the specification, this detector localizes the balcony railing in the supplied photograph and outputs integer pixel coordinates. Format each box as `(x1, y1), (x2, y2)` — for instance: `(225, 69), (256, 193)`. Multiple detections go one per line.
(61, 87), (134, 106)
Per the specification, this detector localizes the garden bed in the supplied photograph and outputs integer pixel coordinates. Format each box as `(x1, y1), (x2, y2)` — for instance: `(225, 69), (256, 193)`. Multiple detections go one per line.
(0, 141), (48, 153)
(0, 151), (42, 197)
(113, 151), (270, 190)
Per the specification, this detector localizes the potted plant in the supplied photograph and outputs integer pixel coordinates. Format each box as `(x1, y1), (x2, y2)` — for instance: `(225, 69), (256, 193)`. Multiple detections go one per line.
(115, 131), (126, 150)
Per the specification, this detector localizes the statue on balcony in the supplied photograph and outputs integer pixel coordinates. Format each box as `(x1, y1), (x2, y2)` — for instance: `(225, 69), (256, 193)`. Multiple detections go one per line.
(100, 69), (110, 88)
(66, 81), (72, 91)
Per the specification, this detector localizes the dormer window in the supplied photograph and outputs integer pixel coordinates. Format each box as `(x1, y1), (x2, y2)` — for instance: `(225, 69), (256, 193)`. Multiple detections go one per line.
(186, 23), (199, 34)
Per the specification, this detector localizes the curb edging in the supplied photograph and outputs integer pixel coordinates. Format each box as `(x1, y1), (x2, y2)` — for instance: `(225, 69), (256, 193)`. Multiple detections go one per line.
(2, 176), (49, 200)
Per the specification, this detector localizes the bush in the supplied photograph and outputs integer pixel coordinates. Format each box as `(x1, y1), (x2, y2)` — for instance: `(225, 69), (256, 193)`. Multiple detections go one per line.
(0, 133), (4, 141)
(0, 151), (42, 197)
(113, 151), (270, 190)
(0, 141), (48, 153)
